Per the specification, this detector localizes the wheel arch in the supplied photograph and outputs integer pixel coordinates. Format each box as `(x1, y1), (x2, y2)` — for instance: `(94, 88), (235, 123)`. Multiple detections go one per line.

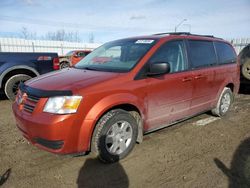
(99, 103), (143, 144)
(59, 58), (71, 66)
(89, 103), (144, 151)
(78, 93), (145, 152)
(225, 83), (234, 92)
(0, 66), (39, 89)
(214, 82), (236, 106)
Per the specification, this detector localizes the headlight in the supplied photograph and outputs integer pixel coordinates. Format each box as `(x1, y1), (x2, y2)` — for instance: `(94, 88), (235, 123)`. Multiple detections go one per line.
(43, 96), (82, 114)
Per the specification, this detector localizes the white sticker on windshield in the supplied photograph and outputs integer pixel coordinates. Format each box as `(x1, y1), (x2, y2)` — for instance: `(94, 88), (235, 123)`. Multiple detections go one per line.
(135, 40), (154, 44)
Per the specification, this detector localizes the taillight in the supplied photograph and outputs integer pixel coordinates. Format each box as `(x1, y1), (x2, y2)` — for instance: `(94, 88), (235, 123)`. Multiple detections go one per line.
(53, 57), (60, 70)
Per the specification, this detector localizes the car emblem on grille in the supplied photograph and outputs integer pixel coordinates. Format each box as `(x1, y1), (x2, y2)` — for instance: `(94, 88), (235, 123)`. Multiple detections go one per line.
(17, 92), (27, 105)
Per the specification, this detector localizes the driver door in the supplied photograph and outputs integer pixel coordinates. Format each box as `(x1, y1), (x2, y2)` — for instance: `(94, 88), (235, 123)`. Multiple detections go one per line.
(145, 40), (193, 131)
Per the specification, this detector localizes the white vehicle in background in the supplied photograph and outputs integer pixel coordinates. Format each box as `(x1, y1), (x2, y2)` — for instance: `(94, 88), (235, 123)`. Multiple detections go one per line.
(239, 44), (250, 86)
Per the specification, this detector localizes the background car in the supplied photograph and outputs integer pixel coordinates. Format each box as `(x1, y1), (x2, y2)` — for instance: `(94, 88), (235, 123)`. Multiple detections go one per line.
(238, 44), (250, 87)
(0, 52), (59, 100)
(59, 50), (92, 69)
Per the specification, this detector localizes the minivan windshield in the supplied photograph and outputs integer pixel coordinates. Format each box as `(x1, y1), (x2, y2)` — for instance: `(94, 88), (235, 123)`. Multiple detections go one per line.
(74, 39), (156, 72)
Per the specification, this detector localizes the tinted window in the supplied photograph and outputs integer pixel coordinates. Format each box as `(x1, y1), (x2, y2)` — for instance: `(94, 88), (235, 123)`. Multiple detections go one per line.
(215, 42), (236, 64)
(150, 40), (187, 73)
(188, 40), (217, 68)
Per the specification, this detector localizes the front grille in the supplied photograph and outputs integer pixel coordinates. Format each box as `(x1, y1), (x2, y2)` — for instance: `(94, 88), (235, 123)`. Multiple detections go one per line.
(23, 104), (35, 113)
(23, 94), (40, 113)
(27, 95), (40, 103)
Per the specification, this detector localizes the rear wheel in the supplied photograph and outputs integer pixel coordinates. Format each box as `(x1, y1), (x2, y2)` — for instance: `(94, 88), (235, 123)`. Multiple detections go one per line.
(91, 109), (138, 163)
(211, 87), (233, 117)
(60, 61), (70, 69)
(4, 74), (31, 101)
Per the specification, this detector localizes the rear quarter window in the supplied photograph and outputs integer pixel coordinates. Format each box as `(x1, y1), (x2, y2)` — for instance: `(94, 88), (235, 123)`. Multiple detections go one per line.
(188, 40), (217, 69)
(214, 42), (237, 64)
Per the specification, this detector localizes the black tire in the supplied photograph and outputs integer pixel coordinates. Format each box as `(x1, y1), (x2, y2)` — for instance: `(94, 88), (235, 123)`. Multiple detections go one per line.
(91, 109), (138, 163)
(4, 74), (31, 101)
(211, 87), (233, 117)
(242, 58), (250, 80)
(60, 61), (70, 69)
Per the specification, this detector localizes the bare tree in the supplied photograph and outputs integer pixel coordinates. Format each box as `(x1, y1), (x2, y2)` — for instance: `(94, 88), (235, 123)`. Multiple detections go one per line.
(20, 27), (37, 40)
(20, 27), (81, 42)
(44, 29), (81, 42)
(21, 27), (29, 39)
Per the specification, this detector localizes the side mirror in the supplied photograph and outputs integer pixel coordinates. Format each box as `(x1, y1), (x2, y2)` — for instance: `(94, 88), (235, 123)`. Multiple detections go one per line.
(147, 62), (170, 76)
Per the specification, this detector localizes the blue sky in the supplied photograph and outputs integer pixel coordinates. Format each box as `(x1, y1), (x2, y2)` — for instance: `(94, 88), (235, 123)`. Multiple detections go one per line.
(0, 0), (249, 43)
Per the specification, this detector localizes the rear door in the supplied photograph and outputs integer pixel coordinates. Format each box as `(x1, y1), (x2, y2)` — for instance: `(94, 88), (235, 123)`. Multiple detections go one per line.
(213, 42), (238, 96)
(187, 40), (218, 114)
(145, 40), (193, 130)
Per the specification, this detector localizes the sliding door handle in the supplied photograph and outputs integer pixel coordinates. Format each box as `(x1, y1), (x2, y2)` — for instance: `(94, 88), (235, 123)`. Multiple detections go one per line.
(194, 75), (205, 79)
(182, 77), (193, 82)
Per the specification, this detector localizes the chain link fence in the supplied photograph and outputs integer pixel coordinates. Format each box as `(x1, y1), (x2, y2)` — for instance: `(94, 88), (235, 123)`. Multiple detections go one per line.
(0, 37), (249, 55)
(0, 38), (101, 55)
(227, 38), (250, 54)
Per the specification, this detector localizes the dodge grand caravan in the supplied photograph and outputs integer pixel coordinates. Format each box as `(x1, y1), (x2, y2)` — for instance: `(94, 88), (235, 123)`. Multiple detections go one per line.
(12, 32), (240, 163)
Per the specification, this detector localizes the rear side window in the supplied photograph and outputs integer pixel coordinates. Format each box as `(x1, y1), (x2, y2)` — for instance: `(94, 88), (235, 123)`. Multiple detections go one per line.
(188, 40), (217, 68)
(214, 42), (236, 64)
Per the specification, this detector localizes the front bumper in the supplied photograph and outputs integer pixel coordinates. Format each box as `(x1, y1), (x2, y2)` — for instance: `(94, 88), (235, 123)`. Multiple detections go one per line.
(12, 102), (94, 154)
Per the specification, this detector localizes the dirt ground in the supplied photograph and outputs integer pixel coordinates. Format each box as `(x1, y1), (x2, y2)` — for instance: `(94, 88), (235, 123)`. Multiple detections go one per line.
(0, 88), (250, 188)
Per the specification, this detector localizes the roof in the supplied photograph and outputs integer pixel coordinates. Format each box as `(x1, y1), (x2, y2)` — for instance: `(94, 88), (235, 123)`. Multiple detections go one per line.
(152, 32), (223, 40)
(125, 32), (224, 41)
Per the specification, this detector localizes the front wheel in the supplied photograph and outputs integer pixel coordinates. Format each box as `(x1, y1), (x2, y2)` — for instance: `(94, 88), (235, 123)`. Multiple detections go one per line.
(211, 87), (233, 117)
(91, 109), (138, 163)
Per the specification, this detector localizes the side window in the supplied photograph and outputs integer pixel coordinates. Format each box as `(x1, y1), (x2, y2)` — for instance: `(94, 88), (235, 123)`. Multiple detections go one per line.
(77, 52), (86, 57)
(150, 40), (187, 73)
(188, 40), (217, 68)
(215, 42), (236, 64)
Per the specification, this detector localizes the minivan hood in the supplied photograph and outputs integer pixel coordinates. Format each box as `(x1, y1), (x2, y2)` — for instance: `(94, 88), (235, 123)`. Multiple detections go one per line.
(26, 68), (120, 92)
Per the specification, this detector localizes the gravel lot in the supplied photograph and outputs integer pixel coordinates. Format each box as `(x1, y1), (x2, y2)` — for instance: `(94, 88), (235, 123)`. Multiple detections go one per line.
(1, 88), (250, 188)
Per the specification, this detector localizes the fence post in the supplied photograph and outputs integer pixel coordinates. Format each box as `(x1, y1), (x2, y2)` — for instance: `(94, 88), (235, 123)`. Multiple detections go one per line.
(32, 42), (35, 52)
(61, 44), (63, 55)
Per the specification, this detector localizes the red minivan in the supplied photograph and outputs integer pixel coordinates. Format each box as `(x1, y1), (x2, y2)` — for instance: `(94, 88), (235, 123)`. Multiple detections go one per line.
(12, 33), (240, 163)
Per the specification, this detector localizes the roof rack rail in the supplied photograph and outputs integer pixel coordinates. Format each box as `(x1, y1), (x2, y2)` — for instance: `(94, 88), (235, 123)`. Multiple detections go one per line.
(153, 32), (217, 38)
(154, 32), (191, 35)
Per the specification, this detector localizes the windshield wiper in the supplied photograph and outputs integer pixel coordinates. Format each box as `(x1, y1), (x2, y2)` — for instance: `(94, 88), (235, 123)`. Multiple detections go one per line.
(77, 66), (101, 71)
